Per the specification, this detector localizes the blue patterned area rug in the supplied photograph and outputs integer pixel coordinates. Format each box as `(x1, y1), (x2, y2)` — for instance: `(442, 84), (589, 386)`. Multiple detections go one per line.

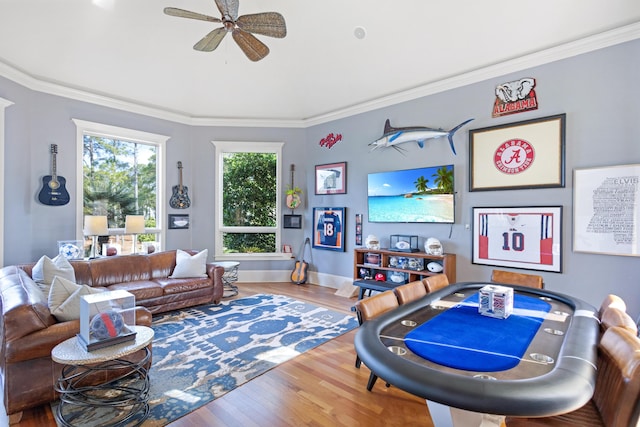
(53, 294), (358, 426)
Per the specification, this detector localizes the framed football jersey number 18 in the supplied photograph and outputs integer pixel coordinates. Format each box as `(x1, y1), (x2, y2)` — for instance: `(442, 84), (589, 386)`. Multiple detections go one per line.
(313, 207), (345, 252)
(472, 206), (562, 273)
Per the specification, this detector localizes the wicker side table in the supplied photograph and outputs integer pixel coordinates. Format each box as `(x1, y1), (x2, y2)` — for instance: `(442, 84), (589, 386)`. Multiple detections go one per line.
(51, 325), (154, 427)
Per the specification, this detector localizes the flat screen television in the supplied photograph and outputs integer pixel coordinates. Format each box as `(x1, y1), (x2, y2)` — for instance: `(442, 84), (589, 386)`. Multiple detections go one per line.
(368, 165), (454, 223)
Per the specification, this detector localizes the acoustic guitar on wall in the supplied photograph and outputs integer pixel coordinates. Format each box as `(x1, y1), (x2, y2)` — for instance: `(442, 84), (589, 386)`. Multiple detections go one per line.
(38, 144), (70, 206)
(169, 161), (191, 209)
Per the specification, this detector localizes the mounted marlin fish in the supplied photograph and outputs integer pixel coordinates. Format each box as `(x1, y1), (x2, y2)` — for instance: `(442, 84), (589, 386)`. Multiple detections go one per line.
(369, 118), (474, 155)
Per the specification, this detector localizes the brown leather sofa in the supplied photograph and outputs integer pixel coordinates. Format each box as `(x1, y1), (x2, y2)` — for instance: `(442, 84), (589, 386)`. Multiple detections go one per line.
(0, 250), (224, 422)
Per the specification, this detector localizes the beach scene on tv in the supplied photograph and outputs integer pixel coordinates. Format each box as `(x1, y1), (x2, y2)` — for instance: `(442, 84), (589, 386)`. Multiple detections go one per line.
(368, 165), (454, 223)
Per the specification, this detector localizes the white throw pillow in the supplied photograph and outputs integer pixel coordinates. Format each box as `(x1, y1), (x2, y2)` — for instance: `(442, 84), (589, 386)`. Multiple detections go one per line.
(48, 276), (104, 322)
(169, 249), (208, 279)
(32, 255), (76, 295)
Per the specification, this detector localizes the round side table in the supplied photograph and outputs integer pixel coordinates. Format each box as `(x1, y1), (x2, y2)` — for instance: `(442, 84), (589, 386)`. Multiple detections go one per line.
(214, 261), (240, 297)
(51, 325), (154, 427)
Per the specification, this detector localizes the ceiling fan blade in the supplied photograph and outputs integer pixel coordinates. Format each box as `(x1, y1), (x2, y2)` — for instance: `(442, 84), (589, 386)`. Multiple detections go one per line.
(194, 27), (228, 52)
(236, 12), (286, 38)
(164, 7), (221, 23)
(214, 0), (239, 21)
(232, 29), (269, 62)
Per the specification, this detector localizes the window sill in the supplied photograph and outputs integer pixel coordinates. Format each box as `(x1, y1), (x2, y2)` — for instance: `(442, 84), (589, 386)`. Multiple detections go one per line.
(214, 253), (294, 262)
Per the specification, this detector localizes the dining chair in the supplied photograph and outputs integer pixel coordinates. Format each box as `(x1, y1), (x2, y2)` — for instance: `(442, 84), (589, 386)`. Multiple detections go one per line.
(422, 274), (450, 293)
(394, 280), (427, 305)
(598, 294), (626, 318)
(490, 269), (544, 289)
(600, 306), (638, 335)
(505, 326), (640, 427)
(354, 290), (399, 391)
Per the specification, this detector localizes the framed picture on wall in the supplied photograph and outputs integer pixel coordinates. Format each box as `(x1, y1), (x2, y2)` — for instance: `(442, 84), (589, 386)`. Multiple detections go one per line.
(355, 213), (363, 245)
(312, 207), (345, 251)
(469, 114), (566, 191)
(472, 206), (562, 272)
(315, 162), (347, 195)
(168, 214), (190, 229)
(283, 214), (302, 229)
(574, 164), (640, 256)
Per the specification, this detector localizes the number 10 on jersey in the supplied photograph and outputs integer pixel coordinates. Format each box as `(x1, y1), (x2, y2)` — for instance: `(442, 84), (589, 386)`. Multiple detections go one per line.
(472, 206), (562, 273)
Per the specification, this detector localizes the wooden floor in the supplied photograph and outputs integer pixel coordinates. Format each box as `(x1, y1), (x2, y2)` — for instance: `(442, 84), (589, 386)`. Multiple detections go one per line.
(13, 283), (433, 427)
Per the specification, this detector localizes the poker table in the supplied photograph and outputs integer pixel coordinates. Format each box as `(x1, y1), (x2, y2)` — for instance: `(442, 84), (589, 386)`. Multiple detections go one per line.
(354, 282), (599, 425)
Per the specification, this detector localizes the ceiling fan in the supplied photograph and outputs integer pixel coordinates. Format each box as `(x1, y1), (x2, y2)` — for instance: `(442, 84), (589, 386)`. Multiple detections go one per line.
(164, 0), (286, 62)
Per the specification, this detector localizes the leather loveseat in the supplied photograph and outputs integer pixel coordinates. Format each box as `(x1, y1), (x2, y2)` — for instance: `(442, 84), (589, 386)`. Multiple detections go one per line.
(0, 250), (224, 422)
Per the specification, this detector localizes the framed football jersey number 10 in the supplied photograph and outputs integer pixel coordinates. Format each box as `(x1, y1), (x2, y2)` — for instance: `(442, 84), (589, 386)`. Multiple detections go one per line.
(313, 207), (345, 252)
(472, 206), (562, 273)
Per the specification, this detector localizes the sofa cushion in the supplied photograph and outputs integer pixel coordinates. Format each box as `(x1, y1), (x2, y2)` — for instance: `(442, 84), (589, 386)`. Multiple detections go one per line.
(107, 280), (164, 300)
(156, 277), (213, 294)
(32, 255), (76, 294)
(149, 250), (178, 279)
(0, 266), (54, 342)
(169, 249), (208, 279)
(88, 256), (152, 287)
(48, 276), (104, 322)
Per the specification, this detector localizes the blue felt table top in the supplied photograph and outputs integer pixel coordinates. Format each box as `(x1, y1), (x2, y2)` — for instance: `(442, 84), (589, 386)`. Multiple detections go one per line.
(404, 293), (551, 372)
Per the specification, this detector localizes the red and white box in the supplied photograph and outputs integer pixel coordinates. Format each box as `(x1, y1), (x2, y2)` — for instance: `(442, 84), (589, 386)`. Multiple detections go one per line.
(479, 285), (513, 319)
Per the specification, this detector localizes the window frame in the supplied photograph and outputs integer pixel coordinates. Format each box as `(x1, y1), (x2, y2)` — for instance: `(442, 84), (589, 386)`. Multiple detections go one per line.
(0, 97), (13, 265)
(73, 119), (168, 246)
(212, 140), (288, 261)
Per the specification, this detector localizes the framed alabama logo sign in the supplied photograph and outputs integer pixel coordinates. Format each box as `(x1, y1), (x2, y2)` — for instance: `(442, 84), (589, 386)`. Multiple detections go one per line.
(472, 206), (562, 273)
(469, 114), (566, 191)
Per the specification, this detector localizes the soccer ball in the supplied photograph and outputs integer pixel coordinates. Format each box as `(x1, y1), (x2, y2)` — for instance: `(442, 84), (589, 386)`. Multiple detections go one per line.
(90, 310), (125, 340)
(59, 243), (81, 259)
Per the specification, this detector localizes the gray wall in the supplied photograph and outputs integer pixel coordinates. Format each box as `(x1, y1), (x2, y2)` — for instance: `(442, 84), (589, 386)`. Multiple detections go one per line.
(1, 39), (639, 318)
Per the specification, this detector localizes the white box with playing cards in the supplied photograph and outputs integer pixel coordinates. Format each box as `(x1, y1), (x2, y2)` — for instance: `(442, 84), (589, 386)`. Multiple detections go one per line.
(479, 285), (513, 319)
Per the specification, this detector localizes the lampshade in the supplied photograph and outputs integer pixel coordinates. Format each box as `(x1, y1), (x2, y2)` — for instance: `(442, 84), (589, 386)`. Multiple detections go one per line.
(84, 215), (108, 236)
(125, 215), (146, 234)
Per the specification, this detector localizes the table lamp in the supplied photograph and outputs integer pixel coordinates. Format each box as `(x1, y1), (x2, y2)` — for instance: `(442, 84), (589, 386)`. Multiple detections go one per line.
(125, 215), (145, 254)
(84, 215), (108, 258)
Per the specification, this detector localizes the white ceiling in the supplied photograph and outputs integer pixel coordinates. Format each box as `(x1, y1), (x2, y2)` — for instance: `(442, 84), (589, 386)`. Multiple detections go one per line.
(1, 1), (639, 126)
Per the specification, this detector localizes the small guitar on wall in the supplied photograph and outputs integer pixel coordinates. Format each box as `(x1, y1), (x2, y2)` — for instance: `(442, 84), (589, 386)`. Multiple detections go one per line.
(169, 161), (191, 209)
(38, 144), (70, 206)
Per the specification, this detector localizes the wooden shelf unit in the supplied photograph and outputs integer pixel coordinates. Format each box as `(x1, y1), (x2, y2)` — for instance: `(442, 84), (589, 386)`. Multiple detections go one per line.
(353, 247), (456, 291)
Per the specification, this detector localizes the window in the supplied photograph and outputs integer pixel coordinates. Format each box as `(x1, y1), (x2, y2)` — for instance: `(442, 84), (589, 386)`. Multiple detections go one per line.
(73, 120), (167, 256)
(213, 141), (284, 259)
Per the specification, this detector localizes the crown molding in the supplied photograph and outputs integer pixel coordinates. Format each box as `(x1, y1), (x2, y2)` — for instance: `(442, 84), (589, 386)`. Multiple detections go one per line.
(303, 22), (640, 127)
(1, 22), (638, 128)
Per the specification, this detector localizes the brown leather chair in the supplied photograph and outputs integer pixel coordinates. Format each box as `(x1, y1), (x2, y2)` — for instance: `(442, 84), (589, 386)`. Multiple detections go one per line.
(354, 290), (399, 391)
(598, 294), (626, 318)
(422, 274), (449, 293)
(506, 326), (640, 427)
(394, 280), (427, 304)
(600, 306), (638, 335)
(490, 269), (543, 289)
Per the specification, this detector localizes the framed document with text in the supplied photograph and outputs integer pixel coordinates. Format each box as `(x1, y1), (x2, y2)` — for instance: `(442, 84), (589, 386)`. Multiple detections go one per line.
(574, 164), (640, 256)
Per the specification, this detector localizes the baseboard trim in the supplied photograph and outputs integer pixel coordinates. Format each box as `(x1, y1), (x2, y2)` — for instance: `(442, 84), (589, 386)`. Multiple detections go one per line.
(238, 269), (352, 291)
